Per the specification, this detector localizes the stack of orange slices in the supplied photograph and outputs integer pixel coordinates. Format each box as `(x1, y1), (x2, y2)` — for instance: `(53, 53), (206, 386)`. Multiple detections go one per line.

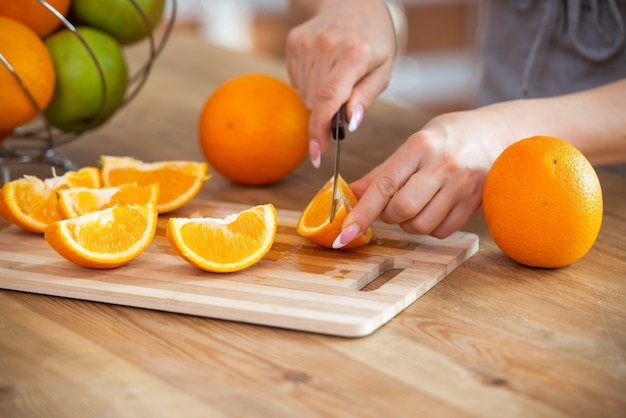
(57, 182), (160, 218)
(100, 156), (209, 213)
(0, 156), (283, 272)
(0, 156), (212, 269)
(0, 167), (101, 233)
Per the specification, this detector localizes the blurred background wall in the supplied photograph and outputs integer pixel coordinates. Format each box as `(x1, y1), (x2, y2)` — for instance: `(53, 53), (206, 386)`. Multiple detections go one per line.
(172, 0), (480, 114)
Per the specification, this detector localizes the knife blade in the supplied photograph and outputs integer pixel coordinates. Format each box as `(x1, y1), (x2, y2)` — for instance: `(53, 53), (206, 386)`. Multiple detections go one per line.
(329, 104), (347, 223)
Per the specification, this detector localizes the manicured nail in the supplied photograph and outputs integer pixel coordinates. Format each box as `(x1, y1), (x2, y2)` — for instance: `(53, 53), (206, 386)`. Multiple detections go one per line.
(348, 104), (364, 132)
(332, 224), (361, 249)
(309, 140), (321, 168)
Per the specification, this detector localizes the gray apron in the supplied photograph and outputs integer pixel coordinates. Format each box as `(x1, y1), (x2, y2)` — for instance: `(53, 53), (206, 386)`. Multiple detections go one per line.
(479, 0), (626, 103)
(478, 0), (626, 175)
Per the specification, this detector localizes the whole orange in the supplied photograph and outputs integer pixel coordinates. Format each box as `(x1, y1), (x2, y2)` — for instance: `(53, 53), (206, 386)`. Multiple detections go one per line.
(198, 73), (309, 186)
(482, 136), (603, 268)
(0, 16), (56, 131)
(0, 0), (71, 38)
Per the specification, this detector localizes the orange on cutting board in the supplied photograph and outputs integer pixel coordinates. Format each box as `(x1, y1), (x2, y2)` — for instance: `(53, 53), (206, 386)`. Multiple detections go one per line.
(0, 0), (71, 38)
(198, 73), (309, 186)
(0, 167), (101, 233)
(57, 182), (160, 218)
(99, 156), (209, 213)
(296, 174), (372, 249)
(166, 203), (278, 273)
(0, 16), (56, 131)
(482, 135), (603, 268)
(45, 202), (158, 269)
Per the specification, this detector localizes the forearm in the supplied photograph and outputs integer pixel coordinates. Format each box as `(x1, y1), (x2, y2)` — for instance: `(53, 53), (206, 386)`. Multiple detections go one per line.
(483, 78), (626, 166)
(289, 0), (387, 19)
(289, 0), (331, 17)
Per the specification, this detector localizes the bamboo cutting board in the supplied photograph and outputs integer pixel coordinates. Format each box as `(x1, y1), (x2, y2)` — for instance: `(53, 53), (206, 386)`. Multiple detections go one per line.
(0, 200), (478, 337)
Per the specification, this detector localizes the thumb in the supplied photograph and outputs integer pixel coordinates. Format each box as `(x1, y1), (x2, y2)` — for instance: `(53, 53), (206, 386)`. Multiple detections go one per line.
(346, 69), (391, 132)
(332, 182), (389, 249)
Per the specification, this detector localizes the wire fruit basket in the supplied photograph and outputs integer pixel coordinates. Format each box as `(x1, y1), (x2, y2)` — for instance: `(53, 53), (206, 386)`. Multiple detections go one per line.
(0, 0), (177, 185)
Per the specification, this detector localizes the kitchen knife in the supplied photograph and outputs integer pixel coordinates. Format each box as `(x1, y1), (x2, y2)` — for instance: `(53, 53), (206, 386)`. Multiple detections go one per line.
(329, 104), (347, 223)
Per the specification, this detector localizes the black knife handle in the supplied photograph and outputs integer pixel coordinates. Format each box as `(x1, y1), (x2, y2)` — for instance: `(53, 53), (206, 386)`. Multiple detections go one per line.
(332, 105), (347, 140)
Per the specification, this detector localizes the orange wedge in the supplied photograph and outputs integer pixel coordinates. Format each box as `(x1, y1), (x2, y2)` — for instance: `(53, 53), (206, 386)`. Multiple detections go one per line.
(57, 182), (159, 218)
(100, 156), (210, 213)
(0, 167), (101, 233)
(296, 174), (372, 249)
(166, 203), (278, 273)
(44, 202), (158, 269)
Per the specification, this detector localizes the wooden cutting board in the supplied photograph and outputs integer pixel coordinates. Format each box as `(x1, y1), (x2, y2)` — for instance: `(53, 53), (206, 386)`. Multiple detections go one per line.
(0, 200), (478, 337)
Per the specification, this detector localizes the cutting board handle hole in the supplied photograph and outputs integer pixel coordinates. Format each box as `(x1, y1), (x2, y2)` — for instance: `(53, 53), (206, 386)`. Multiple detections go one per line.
(357, 257), (413, 291)
(361, 268), (404, 291)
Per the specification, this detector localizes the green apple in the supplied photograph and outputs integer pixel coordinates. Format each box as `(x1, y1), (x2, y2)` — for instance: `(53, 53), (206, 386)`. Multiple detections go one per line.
(44, 27), (128, 134)
(70, 0), (166, 45)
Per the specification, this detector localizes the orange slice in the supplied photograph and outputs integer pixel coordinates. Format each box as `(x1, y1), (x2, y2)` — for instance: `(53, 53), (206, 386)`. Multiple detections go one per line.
(166, 203), (278, 273)
(57, 182), (159, 218)
(44, 202), (158, 269)
(296, 174), (372, 249)
(100, 156), (210, 213)
(0, 167), (101, 233)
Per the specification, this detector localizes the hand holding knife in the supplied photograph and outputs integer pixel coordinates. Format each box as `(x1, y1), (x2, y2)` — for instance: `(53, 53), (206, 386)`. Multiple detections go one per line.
(329, 104), (347, 223)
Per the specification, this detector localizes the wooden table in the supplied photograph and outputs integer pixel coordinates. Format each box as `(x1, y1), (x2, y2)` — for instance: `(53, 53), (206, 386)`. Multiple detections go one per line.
(1, 33), (625, 418)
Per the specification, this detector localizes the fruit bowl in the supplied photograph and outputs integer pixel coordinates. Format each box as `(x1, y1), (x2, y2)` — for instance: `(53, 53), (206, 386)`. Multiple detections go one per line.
(0, 0), (177, 185)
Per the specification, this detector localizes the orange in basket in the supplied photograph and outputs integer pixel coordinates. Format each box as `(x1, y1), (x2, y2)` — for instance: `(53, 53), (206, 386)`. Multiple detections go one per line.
(0, 0), (71, 38)
(0, 16), (56, 131)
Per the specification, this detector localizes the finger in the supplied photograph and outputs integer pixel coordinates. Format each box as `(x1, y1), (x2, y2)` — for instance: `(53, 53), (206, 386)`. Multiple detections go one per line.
(397, 177), (482, 238)
(332, 171), (404, 249)
(396, 185), (453, 236)
(429, 199), (478, 239)
(339, 148), (420, 242)
(379, 172), (441, 225)
(285, 29), (301, 90)
(347, 63), (393, 132)
(308, 40), (388, 153)
(307, 80), (349, 154)
(350, 162), (386, 198)
(304, 56), (348, 153)
(287, 25), (318, 97)
(349, 135), (423, 211)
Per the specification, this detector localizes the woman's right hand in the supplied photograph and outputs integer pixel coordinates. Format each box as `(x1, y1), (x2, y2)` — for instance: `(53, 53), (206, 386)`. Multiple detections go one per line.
(286, 0), (397, 167)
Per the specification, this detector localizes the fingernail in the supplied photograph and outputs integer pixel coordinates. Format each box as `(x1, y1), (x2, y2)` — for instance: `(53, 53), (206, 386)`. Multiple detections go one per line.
(309, 140), (321, 168)
(332, 224), (361, 249)
(348, 104), (364, 132)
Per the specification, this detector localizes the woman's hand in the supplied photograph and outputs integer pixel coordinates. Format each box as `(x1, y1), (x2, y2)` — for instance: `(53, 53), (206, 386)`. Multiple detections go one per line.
(285, 0), (397, 167)
(333, 108), (514, 246)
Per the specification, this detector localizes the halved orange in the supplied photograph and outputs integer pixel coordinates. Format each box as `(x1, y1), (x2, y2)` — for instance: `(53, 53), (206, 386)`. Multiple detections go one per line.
(100, 156), (210, 213)
(57, 182), (159, 218)
(44, 202), (158, 269)
(0, 167), (101, 233)
(296, 174), (372, 249)
(166, 203), (278, 273)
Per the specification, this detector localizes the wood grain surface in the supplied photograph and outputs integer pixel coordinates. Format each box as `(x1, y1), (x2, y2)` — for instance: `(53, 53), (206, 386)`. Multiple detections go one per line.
(0, 200), (478, 337)
(1, 33), (625, 418)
